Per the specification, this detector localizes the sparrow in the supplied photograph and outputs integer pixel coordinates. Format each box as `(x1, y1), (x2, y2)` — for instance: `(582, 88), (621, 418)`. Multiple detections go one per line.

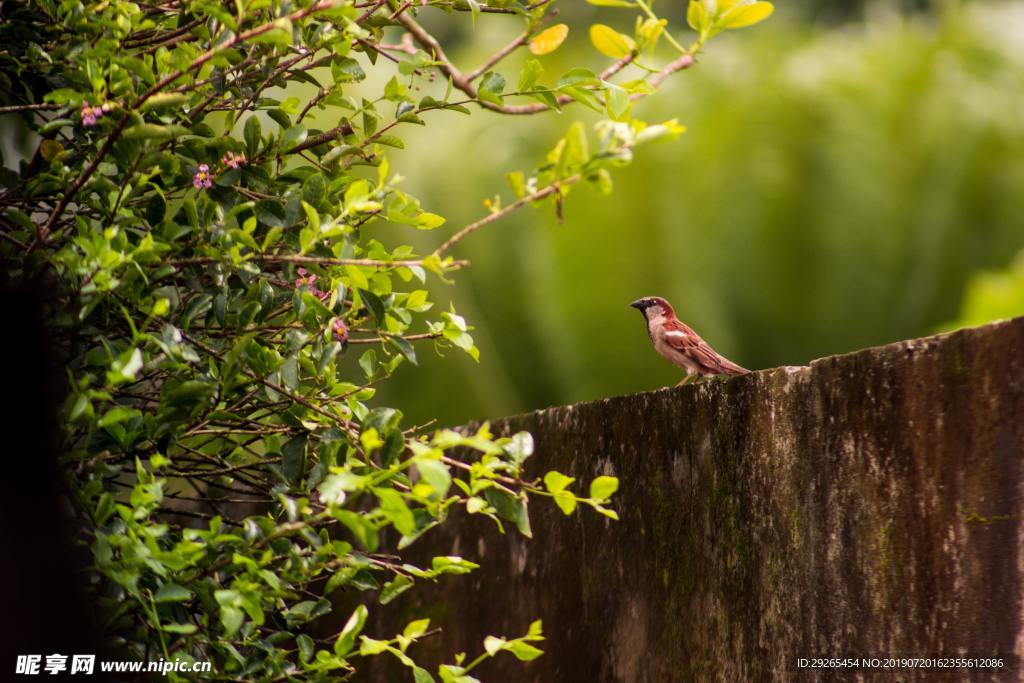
(630, 296), (750, 385)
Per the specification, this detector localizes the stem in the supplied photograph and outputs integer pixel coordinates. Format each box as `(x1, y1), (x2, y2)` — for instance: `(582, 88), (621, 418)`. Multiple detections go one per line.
(635, 0), (689, 55)
(433, 174), (580, 257)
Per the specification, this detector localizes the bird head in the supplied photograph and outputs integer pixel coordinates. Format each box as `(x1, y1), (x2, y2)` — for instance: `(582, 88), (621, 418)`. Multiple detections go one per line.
(630, 296), (675, 321)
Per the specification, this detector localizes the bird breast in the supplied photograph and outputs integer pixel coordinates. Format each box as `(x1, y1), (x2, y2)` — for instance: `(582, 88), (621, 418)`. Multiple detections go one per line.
(649, 319), (700, 374)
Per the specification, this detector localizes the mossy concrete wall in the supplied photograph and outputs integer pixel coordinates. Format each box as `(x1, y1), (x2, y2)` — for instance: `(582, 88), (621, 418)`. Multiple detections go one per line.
(382, 318), (1024, 681)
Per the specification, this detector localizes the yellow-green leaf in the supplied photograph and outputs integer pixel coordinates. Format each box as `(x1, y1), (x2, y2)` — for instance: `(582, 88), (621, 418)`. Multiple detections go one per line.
(529, 24), (569, 55)
(589, 475), (619, 501)
(719, 1), (773, 29)
(140, 92), (189, 111)
(553, 490), (576, 515)
(687, 0), (707, 31)
(589, 24), (634, 59)
(716, 0), (746, 11)
(40, 139), (64, 161)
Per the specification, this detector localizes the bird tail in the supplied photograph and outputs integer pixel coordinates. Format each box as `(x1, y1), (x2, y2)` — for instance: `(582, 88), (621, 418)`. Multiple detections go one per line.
(718, 357), (750, 375)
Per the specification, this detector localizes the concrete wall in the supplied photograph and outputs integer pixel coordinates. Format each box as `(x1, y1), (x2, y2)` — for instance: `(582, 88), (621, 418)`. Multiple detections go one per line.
(376, 318), (1024, 681)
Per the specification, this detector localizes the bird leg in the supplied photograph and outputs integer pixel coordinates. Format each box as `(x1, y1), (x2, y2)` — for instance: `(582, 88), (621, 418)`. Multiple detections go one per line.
(677, 374), (695, 386)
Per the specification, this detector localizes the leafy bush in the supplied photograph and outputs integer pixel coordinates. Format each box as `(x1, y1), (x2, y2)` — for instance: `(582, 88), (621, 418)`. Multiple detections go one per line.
(0, 0), (769, 679)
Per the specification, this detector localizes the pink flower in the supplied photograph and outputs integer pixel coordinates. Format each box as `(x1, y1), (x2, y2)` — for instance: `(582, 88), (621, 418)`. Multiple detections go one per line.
(294, 268), (330, 302)
(81, 103), (100, 127)
(222, 151), (246, 169)
(192, 163), (213, 190)
(332, 319), (348, 344)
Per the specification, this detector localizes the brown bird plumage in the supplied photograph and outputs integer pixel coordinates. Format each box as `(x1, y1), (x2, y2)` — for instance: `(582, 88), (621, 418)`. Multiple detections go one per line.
(630, 296), (749, 385)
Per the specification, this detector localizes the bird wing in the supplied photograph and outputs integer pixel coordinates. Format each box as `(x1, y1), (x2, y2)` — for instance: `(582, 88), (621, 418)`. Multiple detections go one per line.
(662, 319), (749, 375)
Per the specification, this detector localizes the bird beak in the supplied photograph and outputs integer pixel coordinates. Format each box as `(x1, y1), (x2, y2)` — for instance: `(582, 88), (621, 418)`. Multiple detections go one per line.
(629, 299), (645, 310)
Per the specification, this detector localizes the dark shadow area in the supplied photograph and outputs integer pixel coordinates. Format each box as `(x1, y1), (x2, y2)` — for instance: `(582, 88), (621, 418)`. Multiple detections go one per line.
(0, 265), (115, 680)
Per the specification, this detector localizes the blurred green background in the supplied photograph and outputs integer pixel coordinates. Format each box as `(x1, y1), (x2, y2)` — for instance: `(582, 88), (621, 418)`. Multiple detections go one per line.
(356, 1), (1024, 427)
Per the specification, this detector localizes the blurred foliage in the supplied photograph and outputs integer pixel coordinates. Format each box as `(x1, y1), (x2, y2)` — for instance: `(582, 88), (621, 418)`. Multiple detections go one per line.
(372, 2), (1024, 426)
(945, 250), (1024, 331)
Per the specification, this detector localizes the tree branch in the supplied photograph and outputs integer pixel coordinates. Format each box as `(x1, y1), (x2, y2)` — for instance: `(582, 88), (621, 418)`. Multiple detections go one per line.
(168, 254), (467, 269)
(433, 174), (580, 257)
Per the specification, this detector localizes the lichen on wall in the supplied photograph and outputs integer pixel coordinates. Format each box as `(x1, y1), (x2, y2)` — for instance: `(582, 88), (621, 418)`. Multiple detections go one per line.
(370, 318), (1024, 682)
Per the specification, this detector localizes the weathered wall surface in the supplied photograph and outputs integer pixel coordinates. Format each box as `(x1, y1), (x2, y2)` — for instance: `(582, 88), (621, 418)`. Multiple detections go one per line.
(377, 318), (1024, 682)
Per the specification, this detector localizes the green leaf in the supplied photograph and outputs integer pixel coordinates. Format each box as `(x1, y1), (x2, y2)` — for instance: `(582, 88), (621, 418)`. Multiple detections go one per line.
(415, 459), (451, 497)
(479, 71), (506, 96)
(483, 488), (531, 537)
(589, 475), (619, 501)
(282, 125), (308, 151)
(244, 115), (262, 157)
(553, 490), (576, 515)
(268, 108), (291, 129)
(154, 583), (193, 603)
(302, 173), (326, 207)
(430, 556), (479, 574)
(506, 641), (544, 661)
(334, 604), (368, 657)
(332, 57), (366, 83)
(358, 288), (385, 327)
(556, 68), (599, 90)
(416, 212), (446, 230)
(373, 487), (417, 536)
(388, 335), (418, 365)
(298, 634), (315, 662)
(604, 83), (630, 120)
(384, 75), (408, 101)
(518, 59), (544, 92)
(375, 135), (405, 149)
(123, 123), (189, 140)
(404, 618), (430, 639)
(140, 92), (189, 111)
(359, 636), (389, 656)
(543, 470), (574, 494)
(413, 667), (436, 683)
(333, 509), (380, 551)
(282, 437), (307, 485)
(98, 406), (138, 428)
(220, 606), (244, 637)
(379, 574), (413, 604)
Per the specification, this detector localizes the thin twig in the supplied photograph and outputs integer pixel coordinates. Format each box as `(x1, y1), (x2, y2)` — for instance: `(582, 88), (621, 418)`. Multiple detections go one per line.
(347, 332), (442, 344)
(0, 103), (62, 113)
(433, 174), (579, 256)
(466, 30), (530, 82)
